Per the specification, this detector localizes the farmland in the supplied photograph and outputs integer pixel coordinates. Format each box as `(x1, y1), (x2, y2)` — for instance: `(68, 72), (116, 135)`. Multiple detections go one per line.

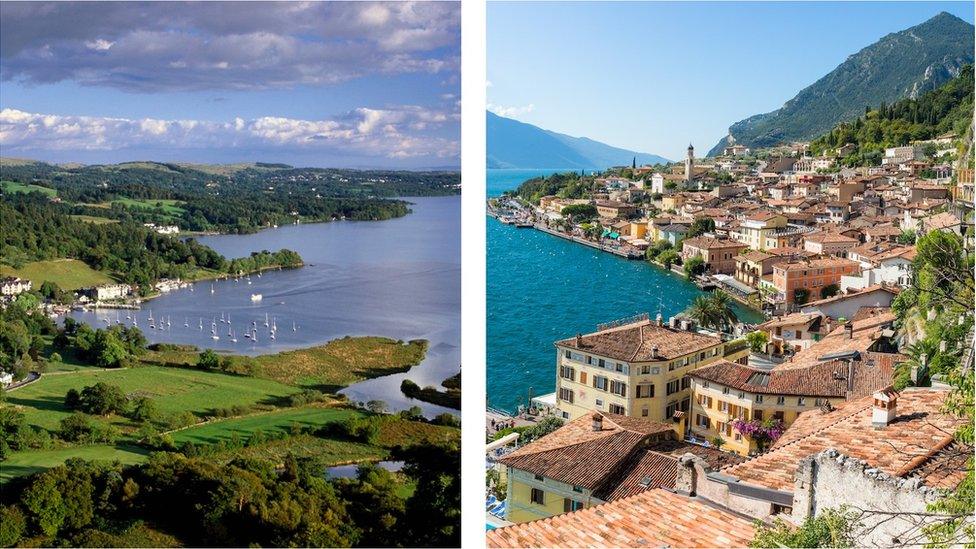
(1, 180), (58, 197)
(0, 259), (115, 290)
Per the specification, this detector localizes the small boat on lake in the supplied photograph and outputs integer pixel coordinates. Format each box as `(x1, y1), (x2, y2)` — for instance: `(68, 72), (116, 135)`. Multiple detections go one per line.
(250, 294), (263, 302)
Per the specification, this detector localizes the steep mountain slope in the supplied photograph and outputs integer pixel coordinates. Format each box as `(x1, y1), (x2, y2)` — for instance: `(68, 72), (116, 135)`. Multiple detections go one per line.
(709, 12), (974, 156)
(487, 111), (669, 169)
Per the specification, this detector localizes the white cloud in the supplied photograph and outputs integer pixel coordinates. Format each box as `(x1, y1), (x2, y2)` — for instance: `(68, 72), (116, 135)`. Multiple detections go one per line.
(487, 103), (535, 118)
(0, 106), (458, 160)
(84, 39), (114, 51)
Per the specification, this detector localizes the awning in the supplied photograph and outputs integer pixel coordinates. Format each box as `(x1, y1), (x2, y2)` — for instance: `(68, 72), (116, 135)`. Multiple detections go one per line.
(713, 274), (758, 295)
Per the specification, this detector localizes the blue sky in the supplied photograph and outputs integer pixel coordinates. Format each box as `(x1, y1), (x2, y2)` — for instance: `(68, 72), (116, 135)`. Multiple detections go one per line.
(488, 1), (974, 161)
(0, 2), (460, 169)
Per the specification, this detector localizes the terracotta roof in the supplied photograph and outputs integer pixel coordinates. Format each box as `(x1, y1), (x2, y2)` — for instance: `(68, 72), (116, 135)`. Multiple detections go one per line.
(682, 236), (748, 250)
(721, 389), (966, 492)
(799, 285), (899, 311)
(758, 312), (823, 330)
(594, 451), (678, 500)
(774, 257), (860, 273)
(690, 355), (895, 398)
(485, 489), (756, 548)
(923, 212), (961, 230)
(556, 319), (723, 362)
(776, 309), (897, 371)
(496, 412), (672, 490)
(804, 231), (858, 244)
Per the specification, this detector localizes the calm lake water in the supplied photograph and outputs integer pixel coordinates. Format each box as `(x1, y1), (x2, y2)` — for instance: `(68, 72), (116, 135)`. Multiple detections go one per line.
(486, 170), (762, 413)
(71, 196), (460, 416)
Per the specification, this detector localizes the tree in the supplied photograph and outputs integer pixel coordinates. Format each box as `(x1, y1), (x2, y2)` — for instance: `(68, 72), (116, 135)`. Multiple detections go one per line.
(794, 287), (810, 305)
(560, 204), (597, 222)
(710, 436), (726, 450)
(130, 397), (158, 423)
(658, 250), (680, 269)
(198, 349), (220, 370)
(687, 218), (716, 237)
(820, 283), (840, 299)
(746, 331), (769, 353)
(0, 505), (26, 547)
(366, 400), (388, 414)
(751, 507), (859, 547)
(77, 382), (128, 416)
(684, 256), (706, 278)
(21, 472), (67, 537)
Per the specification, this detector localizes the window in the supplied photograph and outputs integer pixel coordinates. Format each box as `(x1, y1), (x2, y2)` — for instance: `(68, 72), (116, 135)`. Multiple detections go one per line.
(815, 398), (825, 406)
(598, 359), (605, 368)
(615, 362), (624, 373)
(755, 395), (764, 404)
(610, 380), (627, 397)
(593, 376), (609, 391)
(558, 388), (574, 404)
(559, 366), (575, 381)
(696, 414), (711, 429)
(754, 409), (764, 421)
(530, 488), (545, 505)
(595, 399), (604, 408)
(534, 474), (544, 481)
(564, 350), (571, 359)
(697, 395), (713, 408)
(666, 401), (678, 418)
(773, 411), (785, 421)
(609, 403), (625, 415)
(666, 379), (681, 395)
(641, 407), (649, 417)
(718, 400), (729, 413)
(722, 387), (730, 395)
(636, 383), (655, 398)
(738, 392), (745, 399)
(586, 355), (593, 365)
(564, 499), (584, 513)
(797, 397), (806, 406)
(681, 376), (691, 390)
(572, 486), (583, 493)
(562, 410), (570, 419)
(641, 364), (651, 375)
(776, 396), (786, 406)
(580, 372), (587, 384)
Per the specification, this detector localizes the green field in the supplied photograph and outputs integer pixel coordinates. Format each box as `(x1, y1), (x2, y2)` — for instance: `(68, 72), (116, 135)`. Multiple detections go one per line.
(6, 366), (301, 431)
(0, 259), (115, 290)
(0, 444), (148, 483)
(70, 214), (118, 224)
(169, 406), (364, 446)
(1, 180), (58, 197)
(111, 197), (186, 216)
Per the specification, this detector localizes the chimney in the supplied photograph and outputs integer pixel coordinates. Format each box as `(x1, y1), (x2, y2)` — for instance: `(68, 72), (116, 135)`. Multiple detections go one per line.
(845, 322), (854, 339)
(576, 333), (583, 347)
(674, 454), (698, 496)
(652, 345), (660, 359)
(871, 387), (898, 428)
(591, 412), (603, 431)
(656, 313), (664, 327)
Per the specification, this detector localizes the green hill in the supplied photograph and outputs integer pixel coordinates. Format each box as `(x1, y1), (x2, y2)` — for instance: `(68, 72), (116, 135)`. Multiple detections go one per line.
(709, 12), (974, 156)
(809, 65), (974, 166)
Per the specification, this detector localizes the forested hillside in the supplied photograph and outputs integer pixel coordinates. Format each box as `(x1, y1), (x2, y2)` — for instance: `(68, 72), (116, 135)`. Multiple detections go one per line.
(809, 65), (973, 166)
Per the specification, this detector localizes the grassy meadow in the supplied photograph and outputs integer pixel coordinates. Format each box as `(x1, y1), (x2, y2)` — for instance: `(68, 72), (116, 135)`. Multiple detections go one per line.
(0, 259), (115, 290)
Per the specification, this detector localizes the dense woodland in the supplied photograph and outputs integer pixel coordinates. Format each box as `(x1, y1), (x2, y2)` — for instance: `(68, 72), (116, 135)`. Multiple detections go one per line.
(1, 161), (459, 233)
(1, 194), (302, 292)
(809, 65), (974, 166)
(506, 171), (593, 204)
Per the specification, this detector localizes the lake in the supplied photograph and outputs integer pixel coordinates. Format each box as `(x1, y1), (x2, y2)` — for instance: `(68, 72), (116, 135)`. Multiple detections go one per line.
(70, 196), (460, 416)
(486, 170), (762, 413)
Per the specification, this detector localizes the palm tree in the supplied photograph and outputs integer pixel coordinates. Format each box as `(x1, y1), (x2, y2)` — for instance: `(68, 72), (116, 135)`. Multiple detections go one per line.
(686, 296), (716, 330)
(708, 291), (738, 333)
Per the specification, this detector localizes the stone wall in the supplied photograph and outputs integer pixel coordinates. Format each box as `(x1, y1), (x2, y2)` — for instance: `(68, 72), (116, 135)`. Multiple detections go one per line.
(793, 449), (944, 547)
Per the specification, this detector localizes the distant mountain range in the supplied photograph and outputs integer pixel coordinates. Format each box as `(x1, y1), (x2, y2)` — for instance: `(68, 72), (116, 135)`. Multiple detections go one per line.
(487, 111), (670, 169)
(708, 12), (975, 156)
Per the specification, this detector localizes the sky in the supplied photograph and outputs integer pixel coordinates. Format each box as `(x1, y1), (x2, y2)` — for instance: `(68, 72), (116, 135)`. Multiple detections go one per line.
(0, 2), (460, 169)
(488, 1), (974, 161)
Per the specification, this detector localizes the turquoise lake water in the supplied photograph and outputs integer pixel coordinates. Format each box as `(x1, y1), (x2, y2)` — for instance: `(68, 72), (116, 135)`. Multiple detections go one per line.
(486, 170), (762, 413)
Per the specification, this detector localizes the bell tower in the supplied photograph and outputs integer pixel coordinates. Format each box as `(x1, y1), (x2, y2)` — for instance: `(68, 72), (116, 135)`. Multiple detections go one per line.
(684, 143), (694, 182)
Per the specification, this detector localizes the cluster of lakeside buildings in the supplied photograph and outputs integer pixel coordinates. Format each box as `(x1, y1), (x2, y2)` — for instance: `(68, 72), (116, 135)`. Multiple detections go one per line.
(497, 139), (972, 315)
(486, 139), (974, 547)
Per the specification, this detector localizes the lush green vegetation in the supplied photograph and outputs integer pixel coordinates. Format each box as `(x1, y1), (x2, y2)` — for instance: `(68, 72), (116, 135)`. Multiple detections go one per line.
(809, 65), (974, 165)
(0, 159), (458, 234)
(1, 193), (302, 294)
(507, 171), (593, 204)
(1, 181), (58, 198)
(0, 260), (114, 291)
(751, 507), (859, 547)
(0, 438), (459, 547)
(684, 291), (738, 333)
(711, 12), (974, 154)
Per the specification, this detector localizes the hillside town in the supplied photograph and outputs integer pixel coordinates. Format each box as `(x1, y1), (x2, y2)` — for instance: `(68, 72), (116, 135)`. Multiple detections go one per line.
(486, 137), (975, 546)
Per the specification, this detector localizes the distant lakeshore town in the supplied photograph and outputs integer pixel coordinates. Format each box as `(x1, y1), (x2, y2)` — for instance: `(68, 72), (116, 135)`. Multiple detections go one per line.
(486, 118), (975, 545)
